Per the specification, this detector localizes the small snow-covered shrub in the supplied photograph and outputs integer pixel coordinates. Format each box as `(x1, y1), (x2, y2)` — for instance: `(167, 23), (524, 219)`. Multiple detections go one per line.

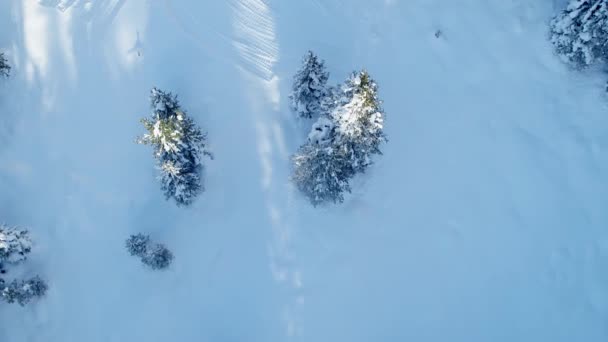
(0, 53), (10, 78)
(142, 243), (173, 270)
(125, 233), (150, 257)
(125, 234), (173, 270)
(289, 51), (330, 119)
(1, 276), (47, 306)
(138, 88), (212, 207)
(550, 0), (608, 68)
(0, 226), (32, 272)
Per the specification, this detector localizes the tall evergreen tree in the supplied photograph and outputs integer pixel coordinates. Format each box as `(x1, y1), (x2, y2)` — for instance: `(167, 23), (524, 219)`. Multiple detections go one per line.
(550, 0), (608, 67)
(289, 51), (330, 119)
(0, 53), (10, 78)
(138, 88), (212, 206)
(330, 70), (386, 173)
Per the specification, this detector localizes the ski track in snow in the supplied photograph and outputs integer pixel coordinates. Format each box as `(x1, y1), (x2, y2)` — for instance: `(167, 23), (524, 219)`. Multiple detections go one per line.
(230, 0), (304, 337)
(230, 0), (279, 81)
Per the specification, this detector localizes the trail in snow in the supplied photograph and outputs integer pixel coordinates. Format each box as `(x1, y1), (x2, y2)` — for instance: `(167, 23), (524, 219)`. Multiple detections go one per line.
(230, 0), (279, 81)
(230, 0), (305, 338)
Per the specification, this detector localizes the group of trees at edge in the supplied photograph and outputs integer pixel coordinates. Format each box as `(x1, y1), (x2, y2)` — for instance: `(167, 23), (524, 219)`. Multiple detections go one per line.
(0, 226), (47, 306)
(289, 51), (387, 206)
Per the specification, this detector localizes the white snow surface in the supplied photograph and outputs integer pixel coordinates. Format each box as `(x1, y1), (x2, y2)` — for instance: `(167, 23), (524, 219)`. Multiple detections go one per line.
(1, 0), (608, 341)
(308, 117), (334, 146)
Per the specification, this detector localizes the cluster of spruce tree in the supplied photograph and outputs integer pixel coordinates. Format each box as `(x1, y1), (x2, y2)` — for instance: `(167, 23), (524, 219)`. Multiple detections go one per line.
(550, 0), (608, 68)
(125, 233), (173, 270)
(290, 51), (387, 206)
(138, 88), (212, 207)
(0, 226), (47, 306)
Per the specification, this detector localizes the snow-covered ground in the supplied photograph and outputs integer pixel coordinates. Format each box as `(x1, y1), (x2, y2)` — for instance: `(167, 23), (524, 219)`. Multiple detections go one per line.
(1, 0), (608, 341)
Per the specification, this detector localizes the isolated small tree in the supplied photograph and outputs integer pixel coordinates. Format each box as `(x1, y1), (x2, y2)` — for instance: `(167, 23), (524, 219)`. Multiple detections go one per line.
(138, 88), (212, 206)
(550, 0), (608, 67)
(330, 70), (386, 173)
(125, 233), (173, 270)
(0, 53), (10, 78)
(1, 276), (47, 306)
(289, 51), (330, 119)
(0, 226), (32, 272)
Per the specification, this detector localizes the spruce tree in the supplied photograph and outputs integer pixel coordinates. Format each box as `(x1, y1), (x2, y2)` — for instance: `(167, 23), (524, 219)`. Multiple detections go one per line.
(141, 243), (173, 270)
(289, 51), (330, 119)
(0, 53), (10, 78)
(0, 226), (32, 273)
(330, 70), (386, 173)
(138, 88), (212, 206)
(292, 143), (353, 206)
(125, 233), (150, 258)
(550, 0), (608, 68)
(125, 233), (173, 270)
(1, 276), (47, 306)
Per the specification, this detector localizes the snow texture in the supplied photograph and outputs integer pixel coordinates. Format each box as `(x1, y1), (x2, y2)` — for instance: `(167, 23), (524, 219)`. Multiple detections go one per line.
(307, 117), (334, 146)
(1, 0), (608, 341)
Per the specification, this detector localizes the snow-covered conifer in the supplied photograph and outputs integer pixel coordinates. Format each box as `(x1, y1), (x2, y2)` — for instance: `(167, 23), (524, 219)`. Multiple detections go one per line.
(1, 276), (47, 306)
(125, 234), (173, 270)
(289, 51), (330, 119)
(330, 70), (386, 173)
(138, 87), (212, 206)
(550, 0), (608, 67)
(0, 226), (32, 272)
(125, 233), (150, 258)
(141, 243), (173, 270)
(0, 53), (10, 78)
(292, 143), (353, 206)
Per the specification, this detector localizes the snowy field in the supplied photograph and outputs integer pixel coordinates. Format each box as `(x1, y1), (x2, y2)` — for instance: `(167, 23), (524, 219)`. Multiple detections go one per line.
(2, 0), (608, 341)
